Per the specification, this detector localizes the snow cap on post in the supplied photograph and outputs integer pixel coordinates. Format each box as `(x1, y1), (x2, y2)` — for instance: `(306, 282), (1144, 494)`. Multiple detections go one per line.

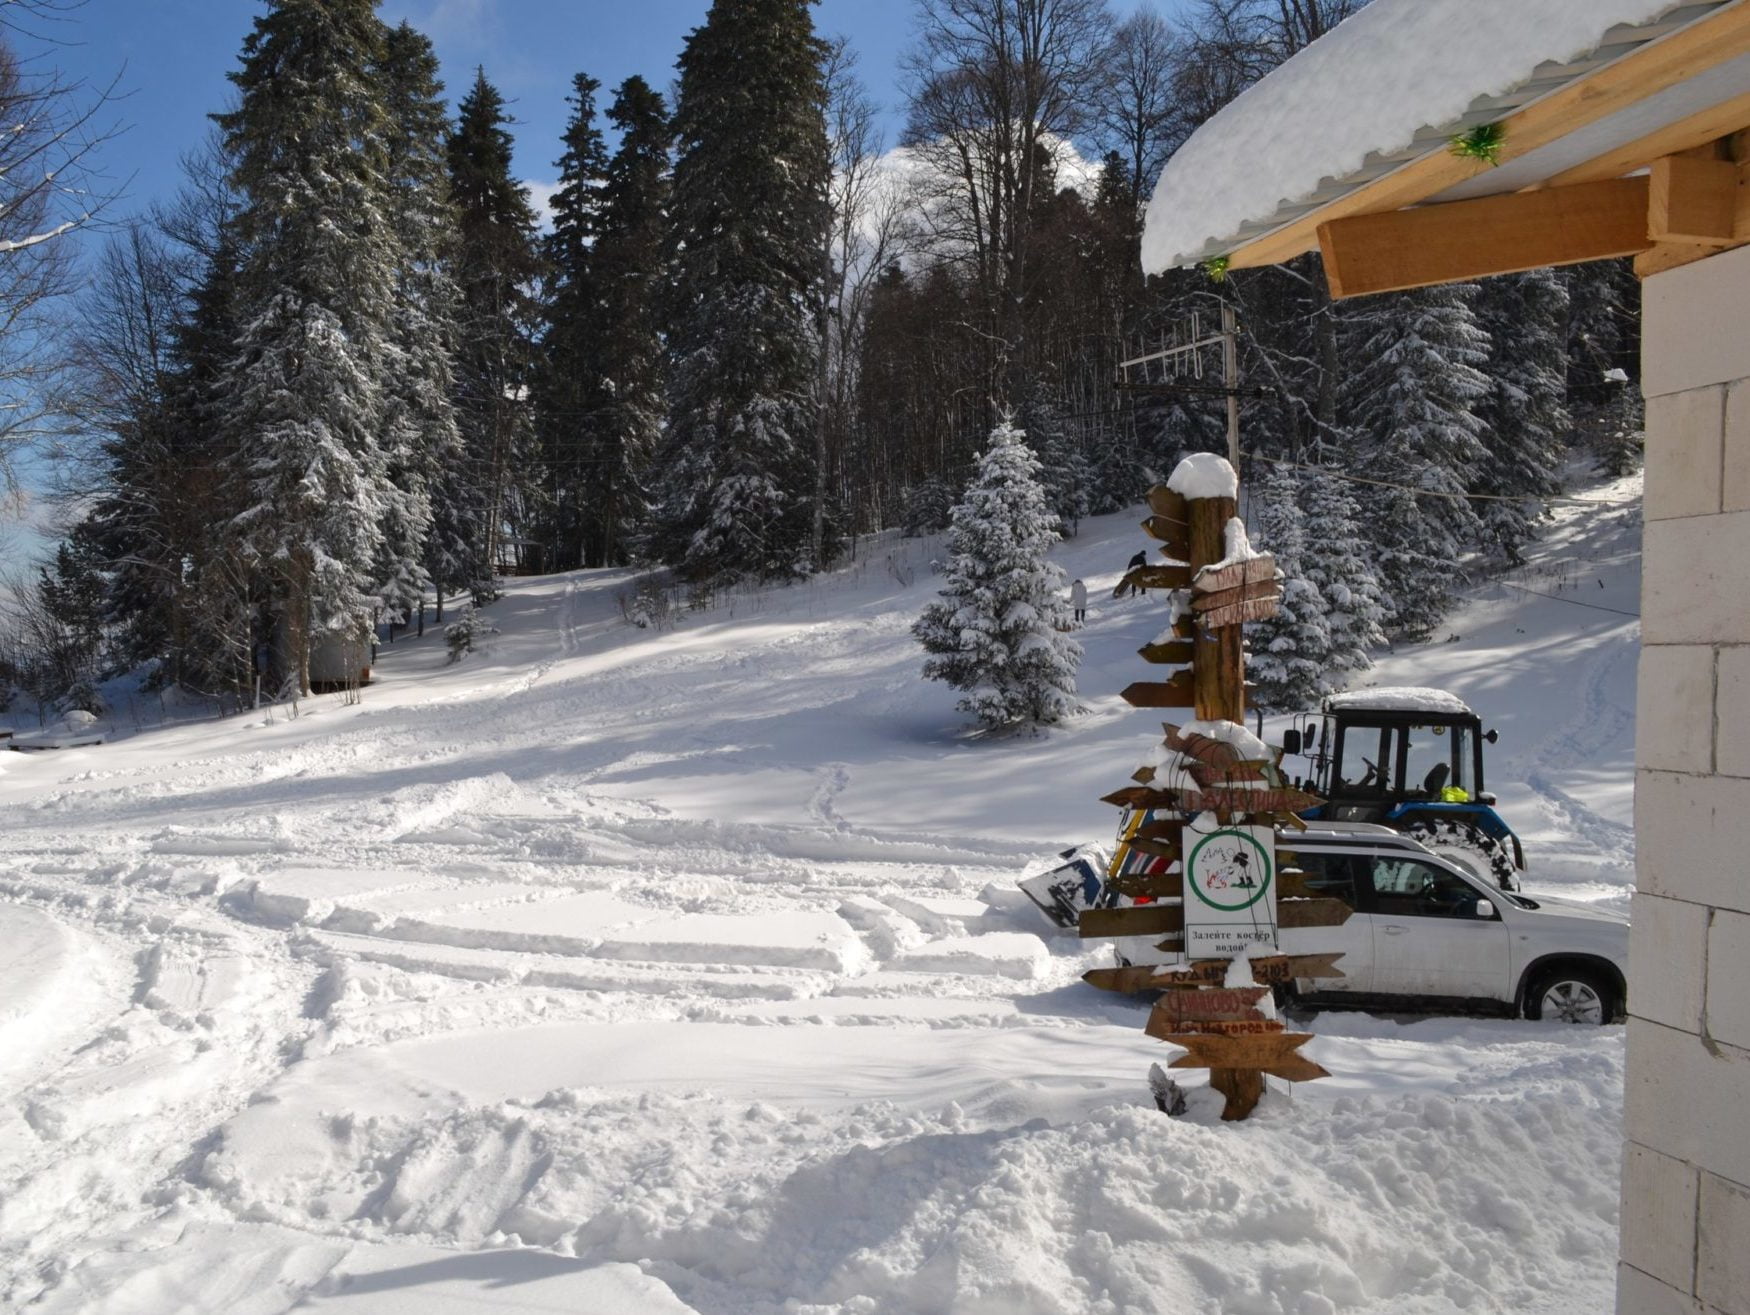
(1167, 453), (1239, 502)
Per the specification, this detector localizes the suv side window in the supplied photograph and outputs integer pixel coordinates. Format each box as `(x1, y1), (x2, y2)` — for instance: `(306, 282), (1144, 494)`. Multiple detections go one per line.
(1363, 856), (1491, 919)
(1285, 850), (1360, 907)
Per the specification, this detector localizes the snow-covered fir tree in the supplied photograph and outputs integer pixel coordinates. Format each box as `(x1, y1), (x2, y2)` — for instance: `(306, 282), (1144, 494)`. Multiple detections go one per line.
(585, 76), (670, 567)
(1342, 283), (1490, 639)
(377, 21), (463, 625)
(1246, 466), (1330, 711)
(1299, 462), (1387, 681)
(651, 0), (832, 581)
(535, 72), (611, 572)
(216, 0), (400, 693)
(914, 420), (1081, 729)
(1472, 269), (1569, 565)
(448, 69), (543, 591)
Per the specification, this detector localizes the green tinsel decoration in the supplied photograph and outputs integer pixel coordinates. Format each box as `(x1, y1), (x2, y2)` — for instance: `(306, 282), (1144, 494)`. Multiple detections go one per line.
(1202, 254), (1231, 283)
(1450, 122), (1506, 167)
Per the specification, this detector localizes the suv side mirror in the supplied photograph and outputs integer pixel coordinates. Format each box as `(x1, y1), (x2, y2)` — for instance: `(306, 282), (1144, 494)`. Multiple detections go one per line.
(1474, 899), (1496, 921)
(1282, 729), (1303, 756)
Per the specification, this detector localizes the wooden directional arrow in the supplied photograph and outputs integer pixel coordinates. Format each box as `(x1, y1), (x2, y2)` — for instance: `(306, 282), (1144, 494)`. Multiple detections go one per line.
(1145, 987), (1270, 1039)
(1099, 786), (1182, 810)
(1277, 897), (1354, 929)
(1192, 578), (1282, 612)
(1078, 903), (1184, 939)
(1194, 555), (1279, 593)
(1106, 867), (1182, 899)
(1200, 596), (1283, 630)
(1136, 819), (1183, 843)
(1163, 1032), (1332, 1083)
(1080, 952), (1345, 995)
(1121, 673), (1196, 710)
(1138, 640), (1195, 665)
(1141, 515), (1191, 549)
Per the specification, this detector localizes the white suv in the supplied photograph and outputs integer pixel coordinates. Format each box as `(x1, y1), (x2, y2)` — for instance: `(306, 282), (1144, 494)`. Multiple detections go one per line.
(1115, 823), (1628, 1024)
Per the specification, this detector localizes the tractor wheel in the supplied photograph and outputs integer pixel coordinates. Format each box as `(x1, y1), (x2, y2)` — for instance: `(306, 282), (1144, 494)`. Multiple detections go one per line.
(1406, 819), (1520, 892)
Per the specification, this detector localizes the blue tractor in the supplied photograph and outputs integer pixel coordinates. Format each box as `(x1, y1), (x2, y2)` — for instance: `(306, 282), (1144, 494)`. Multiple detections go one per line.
(1279, 687), (1525, 891)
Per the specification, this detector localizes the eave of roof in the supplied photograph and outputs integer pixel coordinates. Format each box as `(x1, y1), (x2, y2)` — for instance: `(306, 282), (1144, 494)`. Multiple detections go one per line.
(1157, 0), (1750, 274)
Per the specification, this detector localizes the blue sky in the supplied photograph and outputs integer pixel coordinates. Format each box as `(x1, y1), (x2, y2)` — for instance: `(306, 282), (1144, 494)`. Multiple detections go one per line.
(7, 0), (1172, 556)
(69, 0), (1153, 226)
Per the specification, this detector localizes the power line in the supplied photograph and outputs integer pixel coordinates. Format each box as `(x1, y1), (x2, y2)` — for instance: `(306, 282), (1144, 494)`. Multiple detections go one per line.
(1489, 580), (1640, 619)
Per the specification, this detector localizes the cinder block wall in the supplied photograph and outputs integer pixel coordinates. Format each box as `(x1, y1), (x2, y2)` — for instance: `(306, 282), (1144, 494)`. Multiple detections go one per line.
(1621, 241), (1750, 1315)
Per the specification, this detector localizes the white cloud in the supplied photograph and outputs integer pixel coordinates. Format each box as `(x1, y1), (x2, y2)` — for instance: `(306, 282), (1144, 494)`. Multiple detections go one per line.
(522, 179), (560, 233)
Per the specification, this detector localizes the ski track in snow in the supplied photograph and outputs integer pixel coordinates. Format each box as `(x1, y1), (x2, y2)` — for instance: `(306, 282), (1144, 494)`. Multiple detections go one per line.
(0, 489), (1641, 1314)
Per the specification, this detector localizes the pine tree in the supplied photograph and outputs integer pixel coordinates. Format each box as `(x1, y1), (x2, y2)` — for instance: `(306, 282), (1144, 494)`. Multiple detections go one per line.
(536, 73), (610, 571)
(652, 0), (832, 581)
(914, 420), (1081, 729)
(378, 21), (463, 625)
(448, 68), (543, 590)
(1017, 379), (1092, 535)
(1300, 462), (1387, 681)
(1472, 269), (1569, 565)
(587, 76), (670, 566)
(1342, 284), (1490, 639)
(1246, 466), (1330, 711)
(215, 0), (399, 693)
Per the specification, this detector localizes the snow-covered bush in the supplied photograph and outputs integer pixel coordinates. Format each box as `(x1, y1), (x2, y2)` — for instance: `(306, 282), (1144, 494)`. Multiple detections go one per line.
(913, 420), (1081, 730)
(444, 608), (497, 664)
(618, 574), (675, 630)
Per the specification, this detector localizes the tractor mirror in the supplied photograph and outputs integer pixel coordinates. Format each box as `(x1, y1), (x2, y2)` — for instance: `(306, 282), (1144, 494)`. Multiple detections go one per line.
(1282, 729), (1303, 756)
(1474, 899), (1496, 921)
(1484, 729), (1499, 744)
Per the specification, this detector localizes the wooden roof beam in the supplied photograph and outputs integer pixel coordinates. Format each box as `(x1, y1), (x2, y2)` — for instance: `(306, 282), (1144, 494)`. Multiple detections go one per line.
(1317, 177), (1652, 300)
(1229, 0), (1750, 271)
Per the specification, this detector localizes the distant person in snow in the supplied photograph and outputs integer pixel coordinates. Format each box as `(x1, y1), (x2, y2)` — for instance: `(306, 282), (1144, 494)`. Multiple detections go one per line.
(1117, 549), (1149, 598)
(1069, 578), (1087, 624)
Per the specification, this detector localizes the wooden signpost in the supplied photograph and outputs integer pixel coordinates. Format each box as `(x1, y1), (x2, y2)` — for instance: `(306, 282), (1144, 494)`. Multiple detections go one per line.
(1076, 453), (1345, 1120)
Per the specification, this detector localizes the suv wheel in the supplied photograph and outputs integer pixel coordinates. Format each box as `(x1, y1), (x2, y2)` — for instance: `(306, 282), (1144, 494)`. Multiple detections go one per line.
(1523, 966), (1616, 1025)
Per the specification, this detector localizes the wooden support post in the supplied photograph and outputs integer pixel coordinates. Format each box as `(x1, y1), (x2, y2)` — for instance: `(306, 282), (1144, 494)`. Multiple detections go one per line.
(1188, 495), (1245, 724)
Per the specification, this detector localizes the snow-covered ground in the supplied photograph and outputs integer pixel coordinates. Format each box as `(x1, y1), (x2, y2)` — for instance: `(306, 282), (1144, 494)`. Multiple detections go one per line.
(0, 474), (1641, 1314)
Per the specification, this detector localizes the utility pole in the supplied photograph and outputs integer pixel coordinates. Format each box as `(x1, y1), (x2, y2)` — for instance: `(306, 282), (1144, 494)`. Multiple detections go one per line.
(1222, 303), (1241, 470)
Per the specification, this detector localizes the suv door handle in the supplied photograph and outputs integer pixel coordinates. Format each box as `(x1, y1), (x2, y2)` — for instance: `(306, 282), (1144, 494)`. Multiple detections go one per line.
(1382, 925), (1407, 936)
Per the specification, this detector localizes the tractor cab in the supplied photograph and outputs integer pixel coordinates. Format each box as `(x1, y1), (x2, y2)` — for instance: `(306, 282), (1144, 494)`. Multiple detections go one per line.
(1281, 688), (1525, 890)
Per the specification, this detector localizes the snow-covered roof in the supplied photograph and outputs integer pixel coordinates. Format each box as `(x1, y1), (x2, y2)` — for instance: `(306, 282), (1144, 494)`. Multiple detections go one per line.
(1326, 687), (1475, 717)
(1142, 0), (1743, 274)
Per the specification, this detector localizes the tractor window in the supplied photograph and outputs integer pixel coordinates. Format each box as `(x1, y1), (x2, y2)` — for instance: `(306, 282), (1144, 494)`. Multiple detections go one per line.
(1401, 723), (1474, 800)
(1333, 725), (1392, 796)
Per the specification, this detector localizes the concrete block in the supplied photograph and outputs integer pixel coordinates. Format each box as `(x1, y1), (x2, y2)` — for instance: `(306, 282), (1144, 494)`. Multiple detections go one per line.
(1639, 646), (1716, 774)
(1716, 648), (1750, 780)
(1630, 894), (1709, 1033)
(1644, 513), (1750, 646)
(1725, 381), (1750, 514)
(1707, 910), (1750, 1053)
(1698, 1171), (1750, 1315)
(1636, 771), (1750, 913)
(1645, 388), (1725, 521)
(1644, 243), (1750, 399)
(1624, 1019), (1750, 1191)
(1621, 1141), (1700, 1293)
(1618, 1264), (1704, 1314)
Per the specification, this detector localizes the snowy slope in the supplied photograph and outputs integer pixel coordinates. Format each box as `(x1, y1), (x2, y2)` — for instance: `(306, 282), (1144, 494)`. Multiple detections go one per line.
(0, 476), (1639, 1315)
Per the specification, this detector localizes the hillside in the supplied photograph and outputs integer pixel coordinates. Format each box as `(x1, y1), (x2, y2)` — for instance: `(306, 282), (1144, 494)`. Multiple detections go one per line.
(0, 474), (1641, 1315)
